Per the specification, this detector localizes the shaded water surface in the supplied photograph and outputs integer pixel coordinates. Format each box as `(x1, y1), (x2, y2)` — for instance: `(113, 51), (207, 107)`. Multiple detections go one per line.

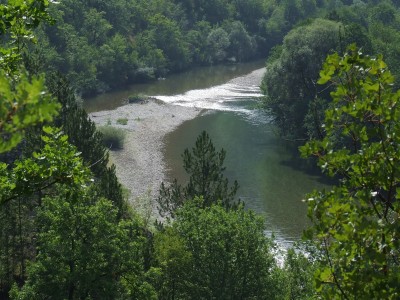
(164, 111), (330, 244)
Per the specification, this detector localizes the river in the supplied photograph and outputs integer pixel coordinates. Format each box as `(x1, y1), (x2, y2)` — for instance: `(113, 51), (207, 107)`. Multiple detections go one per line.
(84, 60), (265, 113)
(84, 61), (329, 246)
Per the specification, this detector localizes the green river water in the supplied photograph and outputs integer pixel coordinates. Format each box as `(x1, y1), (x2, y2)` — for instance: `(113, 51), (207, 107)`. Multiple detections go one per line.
(164, 111), (331, 245)
(85, 61), (330, 245)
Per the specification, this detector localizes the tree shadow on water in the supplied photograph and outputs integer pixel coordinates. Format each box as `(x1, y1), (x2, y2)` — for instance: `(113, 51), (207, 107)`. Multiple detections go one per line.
(278, 142), (337, 186)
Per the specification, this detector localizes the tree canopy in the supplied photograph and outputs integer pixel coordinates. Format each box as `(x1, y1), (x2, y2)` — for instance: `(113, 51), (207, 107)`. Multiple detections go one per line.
(301, 45), (400, 298)
(32, 0), (330, 96)
(5, 0), (400, 299)
(261, 18), (342, 139)
(262, 0), (400, 140)
(153, 198), (284, 299)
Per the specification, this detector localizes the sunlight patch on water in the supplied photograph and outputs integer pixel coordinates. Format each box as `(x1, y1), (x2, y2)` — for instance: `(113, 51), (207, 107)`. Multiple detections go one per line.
(154, 68), (265, 115)
(154, 83), (262, 112)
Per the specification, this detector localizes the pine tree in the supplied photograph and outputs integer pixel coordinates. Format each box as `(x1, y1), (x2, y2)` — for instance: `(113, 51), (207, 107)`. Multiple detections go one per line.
(48, 76), (125, 215)
(158, 131), (238, 217)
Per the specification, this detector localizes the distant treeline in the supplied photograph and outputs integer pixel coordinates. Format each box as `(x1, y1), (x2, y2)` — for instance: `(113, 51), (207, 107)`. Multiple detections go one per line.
(35, 0), (334, 96)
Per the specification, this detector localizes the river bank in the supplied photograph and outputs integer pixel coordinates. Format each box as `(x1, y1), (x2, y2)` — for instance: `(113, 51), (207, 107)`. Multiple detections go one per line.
(89, 100), (202, 211)
(87, 62), (327, 242)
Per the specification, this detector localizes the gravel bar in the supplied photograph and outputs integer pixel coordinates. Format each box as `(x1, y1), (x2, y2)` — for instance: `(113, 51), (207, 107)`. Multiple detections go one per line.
(89, 100), (201, 211)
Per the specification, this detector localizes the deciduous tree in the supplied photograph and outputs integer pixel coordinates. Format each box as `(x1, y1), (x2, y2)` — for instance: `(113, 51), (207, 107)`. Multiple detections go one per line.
(262, 18), (341, 139)
(301, 46), (400, 298)
(11, 188), (151, 299)
(154, 198), (281, 299)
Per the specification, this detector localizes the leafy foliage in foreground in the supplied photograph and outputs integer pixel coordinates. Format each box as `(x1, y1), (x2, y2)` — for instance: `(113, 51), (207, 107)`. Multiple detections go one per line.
(0, 127), (90, 206)
(0, 0), (54, 73)
(0, 71), (59, 153)
(11, 188), (152, 299)
(0, 0), (58, 153)
(153, 198), (284, 299)
(301, 46), (400, 299)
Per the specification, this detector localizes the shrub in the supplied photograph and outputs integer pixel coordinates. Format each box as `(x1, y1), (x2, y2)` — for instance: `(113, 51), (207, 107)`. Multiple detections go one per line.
(116, 118), (128, 125)
(154, 199), (282, 299)
(97, 125), (126, 150)
(127, 93), (149, 104)
(127, 94), (142, 104)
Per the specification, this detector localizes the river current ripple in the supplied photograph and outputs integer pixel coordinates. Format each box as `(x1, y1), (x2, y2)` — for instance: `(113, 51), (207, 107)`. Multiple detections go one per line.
(155, 68), (267, 117)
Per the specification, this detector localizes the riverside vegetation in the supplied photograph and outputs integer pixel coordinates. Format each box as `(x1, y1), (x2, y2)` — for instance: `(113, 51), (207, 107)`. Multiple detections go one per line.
(2, 0), (400, 299)
(32, 0), (337, 96)
(262, 0), (400, 140)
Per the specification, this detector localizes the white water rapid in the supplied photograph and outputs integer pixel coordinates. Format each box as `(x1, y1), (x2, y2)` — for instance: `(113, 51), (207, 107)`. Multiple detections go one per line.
(155, 68), (265, 114)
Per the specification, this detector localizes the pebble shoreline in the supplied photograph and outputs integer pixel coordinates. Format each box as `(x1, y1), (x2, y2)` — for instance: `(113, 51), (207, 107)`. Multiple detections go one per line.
(88, 67), (265, 214)
(89, 100), (201, 211)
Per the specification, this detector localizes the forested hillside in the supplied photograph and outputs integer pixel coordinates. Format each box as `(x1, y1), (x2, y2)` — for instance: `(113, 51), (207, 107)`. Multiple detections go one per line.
(35, 0), (326, 96)
(262, 0), (400, 139)
(1, 1), (316, 298)
(2, 0), (400, 299)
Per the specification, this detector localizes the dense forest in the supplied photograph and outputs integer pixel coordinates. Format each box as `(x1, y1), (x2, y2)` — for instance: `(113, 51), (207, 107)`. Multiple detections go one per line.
(35, 0), (326, 96)
(1, 0), (400, 299)
(262, 0), (400, 139)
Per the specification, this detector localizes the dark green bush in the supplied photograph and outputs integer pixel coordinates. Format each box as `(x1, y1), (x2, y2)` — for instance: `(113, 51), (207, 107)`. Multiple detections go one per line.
(127, 94), (149, 104)
(98, 126), (126, 150)
(116, 118), (128, 125)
